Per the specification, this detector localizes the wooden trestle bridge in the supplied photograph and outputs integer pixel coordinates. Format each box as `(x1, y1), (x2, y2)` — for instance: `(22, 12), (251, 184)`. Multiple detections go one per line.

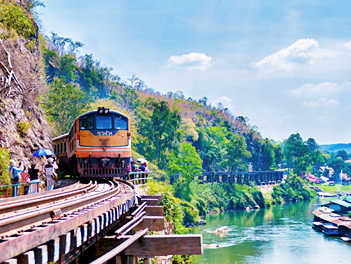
(170, 170), (284, 185)
(0, 178), (202, 264)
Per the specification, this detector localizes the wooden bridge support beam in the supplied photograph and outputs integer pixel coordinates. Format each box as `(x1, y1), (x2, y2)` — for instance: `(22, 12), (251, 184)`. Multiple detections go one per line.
(35, 245), (48, 264)
(124, 234), (202, 256)
(145, 206), (164, 216)
(17, 251), (35, 264)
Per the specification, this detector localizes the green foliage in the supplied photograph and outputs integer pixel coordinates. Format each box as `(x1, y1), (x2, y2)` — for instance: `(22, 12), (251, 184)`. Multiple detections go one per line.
(172, 255), (196, 264)
(26, 39), (36, 51)
(40, 77), (91, 136)
(0, 2), (35, 39)
(137, 101), (181, 167)
(225, 134), (251, 171)
(180, 200), (200, 225)
(147, 181), (189, 234)
(169, 143), (202, 202)
(168, 143), (202, 182)
(272, 174), (316, 203)
(0, 147), (10, 186)
(328, 157), (350, 175)
(189, 182), (266, 212)
(16, 120), (33, 138)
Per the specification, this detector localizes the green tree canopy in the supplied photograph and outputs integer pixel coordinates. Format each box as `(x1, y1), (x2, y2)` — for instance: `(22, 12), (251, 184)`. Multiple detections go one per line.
(137, 101), (181, 167)
(41, 77), (90, 136)
(225, 134), (251, 171)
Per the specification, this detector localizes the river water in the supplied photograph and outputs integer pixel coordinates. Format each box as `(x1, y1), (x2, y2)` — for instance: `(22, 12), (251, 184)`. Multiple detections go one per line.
(190, 197), (351, 264)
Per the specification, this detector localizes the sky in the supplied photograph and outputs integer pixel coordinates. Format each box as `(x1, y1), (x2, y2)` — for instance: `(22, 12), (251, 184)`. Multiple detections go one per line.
(37, 1), (351, 145)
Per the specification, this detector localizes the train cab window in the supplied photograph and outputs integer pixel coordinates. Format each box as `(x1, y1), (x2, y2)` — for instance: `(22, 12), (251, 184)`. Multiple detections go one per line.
(114, 117), (128, 130)
(79, 116), (94, 130)
(96, 116), (112, 129)
(64, 142), (66, 152)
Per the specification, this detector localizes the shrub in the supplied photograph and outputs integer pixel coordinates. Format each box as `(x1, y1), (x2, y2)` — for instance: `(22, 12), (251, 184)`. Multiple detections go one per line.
(0, 1), (35, 39)
(0, 148), (10, 197)
(16, 120), (33, 137)
(147, 181), (189, 234)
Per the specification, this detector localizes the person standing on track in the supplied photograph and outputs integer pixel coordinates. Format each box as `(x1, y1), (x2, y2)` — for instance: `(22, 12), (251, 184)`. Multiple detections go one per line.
(44, 158), (56, 191)
(8, 159), (24, 197)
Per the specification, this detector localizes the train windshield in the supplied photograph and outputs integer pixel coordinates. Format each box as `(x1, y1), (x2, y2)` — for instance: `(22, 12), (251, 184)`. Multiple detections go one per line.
(114, 116), (128, 130)
(96, 116), (112, 129)
(79, 116), (94, 130)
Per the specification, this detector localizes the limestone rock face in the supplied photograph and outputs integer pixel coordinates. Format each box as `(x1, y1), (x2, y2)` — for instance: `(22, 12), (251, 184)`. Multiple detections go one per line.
(0, 96), (52, 167)
(0, 2), (52, 168)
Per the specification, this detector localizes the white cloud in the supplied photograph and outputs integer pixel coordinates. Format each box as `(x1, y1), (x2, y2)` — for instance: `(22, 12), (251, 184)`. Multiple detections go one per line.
(302, 98), (338, 107)
(291, 81), (351, 95)
(212, 96), (234, 113)
(252, 38), (335, 71)
(167, 53), (212, 71)
(345, 40), (351, 50)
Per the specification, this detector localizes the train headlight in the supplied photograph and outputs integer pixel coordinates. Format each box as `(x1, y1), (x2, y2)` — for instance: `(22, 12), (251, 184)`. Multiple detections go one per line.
(98, 107), (109, 114)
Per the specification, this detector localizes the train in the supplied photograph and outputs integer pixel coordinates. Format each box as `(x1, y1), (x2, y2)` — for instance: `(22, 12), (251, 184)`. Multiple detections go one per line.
(53, 107), (132, 178)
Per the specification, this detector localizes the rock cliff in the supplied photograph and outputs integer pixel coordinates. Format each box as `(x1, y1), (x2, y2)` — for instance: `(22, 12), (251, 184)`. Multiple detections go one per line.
(0, 1), (52, 170)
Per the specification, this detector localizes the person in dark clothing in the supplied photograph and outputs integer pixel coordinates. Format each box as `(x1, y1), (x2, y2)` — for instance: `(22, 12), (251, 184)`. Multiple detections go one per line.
(28, 163), (41, 193)
(139, 163), (146, 184)
(139, 163), (146, 172)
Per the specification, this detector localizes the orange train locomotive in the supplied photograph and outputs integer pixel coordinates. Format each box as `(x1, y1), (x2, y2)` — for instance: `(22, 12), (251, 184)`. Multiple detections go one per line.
(53, 107), (131, 178)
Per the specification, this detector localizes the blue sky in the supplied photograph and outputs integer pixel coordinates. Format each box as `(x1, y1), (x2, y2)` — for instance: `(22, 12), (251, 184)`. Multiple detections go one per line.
(38, 1), (351, 144)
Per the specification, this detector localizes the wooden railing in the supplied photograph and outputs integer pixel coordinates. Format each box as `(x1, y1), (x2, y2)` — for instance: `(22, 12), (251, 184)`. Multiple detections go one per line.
(169, 170), (284, 185)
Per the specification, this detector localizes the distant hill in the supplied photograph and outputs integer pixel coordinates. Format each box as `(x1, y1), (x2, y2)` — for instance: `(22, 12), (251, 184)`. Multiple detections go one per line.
(319, 143), (351, 153)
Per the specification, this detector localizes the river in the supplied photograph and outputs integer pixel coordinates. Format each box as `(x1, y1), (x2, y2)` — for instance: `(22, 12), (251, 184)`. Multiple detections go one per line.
(190, 197), (351, 264)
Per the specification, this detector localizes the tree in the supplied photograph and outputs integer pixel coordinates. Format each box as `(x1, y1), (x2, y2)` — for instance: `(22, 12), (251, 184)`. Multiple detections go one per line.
(336, 150), (349, 161)
(306, 138), (319, 152)
(284, 133), (310, 173)
(273, 143), (284, 167)
(137, 101), (181, 167)
(168, 143), (202, 184)
(225, 134), (251, 171)
(41, 77), (90, 136)
(168, 143), (202, 203)
(328, 157), (350, 176)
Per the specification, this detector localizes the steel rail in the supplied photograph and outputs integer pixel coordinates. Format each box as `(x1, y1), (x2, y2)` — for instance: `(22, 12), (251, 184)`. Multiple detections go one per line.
(0, 181), (124, 235)
(0, 181), (97, 214)
(0, 181), (136, 263)
(0, 181), (82, 204)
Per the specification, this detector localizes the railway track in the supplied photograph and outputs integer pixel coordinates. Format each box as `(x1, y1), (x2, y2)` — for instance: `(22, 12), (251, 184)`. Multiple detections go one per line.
(0, 179), (133, 239)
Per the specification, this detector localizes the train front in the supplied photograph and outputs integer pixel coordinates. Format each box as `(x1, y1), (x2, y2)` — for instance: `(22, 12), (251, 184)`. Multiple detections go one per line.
(76, 107), (131, 178)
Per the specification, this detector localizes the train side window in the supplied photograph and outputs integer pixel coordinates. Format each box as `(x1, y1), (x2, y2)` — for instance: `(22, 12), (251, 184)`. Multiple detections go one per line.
(96, 116), (112, 129)
(64, 142), (66, 153)
(114, 116), (128, 130)
(79, 116), (94, 130)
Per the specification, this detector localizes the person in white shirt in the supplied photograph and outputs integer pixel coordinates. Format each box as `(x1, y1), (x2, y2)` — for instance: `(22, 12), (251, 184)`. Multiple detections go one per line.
(44, 158), (56, 191)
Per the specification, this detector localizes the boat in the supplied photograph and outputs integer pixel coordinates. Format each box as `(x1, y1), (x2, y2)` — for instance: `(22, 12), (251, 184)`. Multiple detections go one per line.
(312, 221), (324, 231)
(322, 223), (340, 236)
